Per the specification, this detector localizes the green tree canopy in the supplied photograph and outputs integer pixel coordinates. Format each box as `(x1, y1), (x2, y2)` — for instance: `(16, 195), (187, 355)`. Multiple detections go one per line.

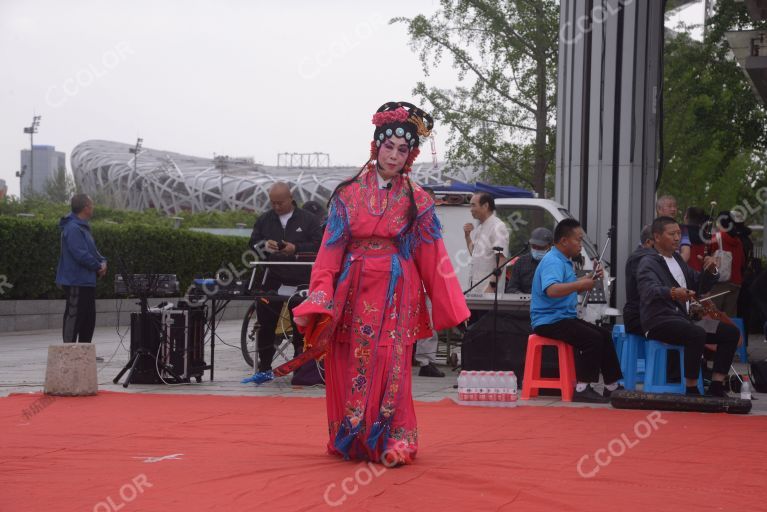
(394, 0), (559, 197)
(660, 0), (767, 220)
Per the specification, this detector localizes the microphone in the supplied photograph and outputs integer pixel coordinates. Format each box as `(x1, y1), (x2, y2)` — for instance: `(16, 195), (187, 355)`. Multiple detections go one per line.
(384, 182), (392, 190)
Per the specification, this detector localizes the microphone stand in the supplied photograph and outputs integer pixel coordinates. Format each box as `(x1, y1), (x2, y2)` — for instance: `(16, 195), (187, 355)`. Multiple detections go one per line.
(462, 244), (530, 371)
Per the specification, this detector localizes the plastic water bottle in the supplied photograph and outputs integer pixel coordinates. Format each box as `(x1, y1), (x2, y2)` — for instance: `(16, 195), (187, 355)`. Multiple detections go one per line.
(467, 371), (478, 404)
(509, 371), (519, 407)
(741, 377), (752, 400)
(477, 371), (488, 406)
(457, 371), (468, 405)
(488, 372), (500, 407)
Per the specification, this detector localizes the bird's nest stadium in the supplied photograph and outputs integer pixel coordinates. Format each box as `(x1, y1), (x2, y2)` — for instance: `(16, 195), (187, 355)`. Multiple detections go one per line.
(71, 140), (476, 214)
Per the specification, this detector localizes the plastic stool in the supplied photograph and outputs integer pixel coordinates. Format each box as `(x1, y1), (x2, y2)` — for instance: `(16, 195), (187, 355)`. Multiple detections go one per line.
(731, 317), (747, 363)
(521, 335), (577, 401)
(644, 340), (704, 394)
(612, 325), (646, 391)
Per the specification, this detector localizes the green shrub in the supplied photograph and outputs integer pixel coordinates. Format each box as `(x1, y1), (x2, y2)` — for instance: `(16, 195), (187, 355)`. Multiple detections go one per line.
(0, 216), (252, 300)
(0, 196), (258, 229)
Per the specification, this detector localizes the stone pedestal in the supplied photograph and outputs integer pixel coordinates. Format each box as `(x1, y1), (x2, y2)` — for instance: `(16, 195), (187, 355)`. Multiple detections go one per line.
(44, 344), (98, 396)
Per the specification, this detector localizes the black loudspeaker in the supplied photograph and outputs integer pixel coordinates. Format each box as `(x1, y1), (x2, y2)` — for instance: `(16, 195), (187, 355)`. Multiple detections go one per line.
(461, 311), (560, 383)
(128, 307), (207, 384)
(461, 311), (531, 374)
(160, 307), (206, 382)
(129, 312), (164, 384)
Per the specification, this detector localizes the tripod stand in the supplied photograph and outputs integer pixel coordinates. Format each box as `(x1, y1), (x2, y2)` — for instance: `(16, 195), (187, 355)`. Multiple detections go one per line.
(113, 270), (187, 388)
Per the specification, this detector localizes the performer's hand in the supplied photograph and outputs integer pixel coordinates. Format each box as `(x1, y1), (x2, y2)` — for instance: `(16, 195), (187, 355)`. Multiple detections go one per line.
(701, 255), (718, 274)
(266, 240), (279, 252)
(577, 276), (597, 292)
(591, 262), (604, 280)
(97, 262), (107, 278)
(670, 287), (695, 303)
(280, 241), (296, 256)
(463, 223), (474, 237)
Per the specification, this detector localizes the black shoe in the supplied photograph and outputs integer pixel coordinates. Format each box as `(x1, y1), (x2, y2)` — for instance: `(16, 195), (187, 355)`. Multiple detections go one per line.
(573, 386), (610, 403)
(602, 384), (624, 399)
(706, 381), (730, 398)
(418, 363), (445, 377)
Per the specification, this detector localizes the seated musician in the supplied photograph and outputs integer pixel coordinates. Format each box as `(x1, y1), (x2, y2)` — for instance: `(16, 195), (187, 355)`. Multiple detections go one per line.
(531, 219), (623, 403)
(637, 216), (739, 397)
(505, 227), (553, 294)
(622, 225), (654, 336)
(248, 182), (323, 372)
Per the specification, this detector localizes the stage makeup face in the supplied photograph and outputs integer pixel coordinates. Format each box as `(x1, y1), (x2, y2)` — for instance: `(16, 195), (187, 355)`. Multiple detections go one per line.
(377, 136), (409, 178)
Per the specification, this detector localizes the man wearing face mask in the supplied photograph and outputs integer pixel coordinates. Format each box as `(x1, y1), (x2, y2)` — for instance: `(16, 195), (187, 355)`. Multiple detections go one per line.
(505, 227), (553, 294)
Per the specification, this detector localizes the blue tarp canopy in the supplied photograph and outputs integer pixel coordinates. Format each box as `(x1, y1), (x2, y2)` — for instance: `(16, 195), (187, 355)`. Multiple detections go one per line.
(429, 180), (534, 198)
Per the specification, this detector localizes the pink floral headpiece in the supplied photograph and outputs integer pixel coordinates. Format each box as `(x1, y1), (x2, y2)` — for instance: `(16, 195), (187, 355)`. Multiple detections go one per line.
(371, 107), (410, 127)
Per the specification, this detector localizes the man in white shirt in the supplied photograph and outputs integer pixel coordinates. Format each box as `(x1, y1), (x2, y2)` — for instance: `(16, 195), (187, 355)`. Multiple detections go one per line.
(463, 192), (510, 293)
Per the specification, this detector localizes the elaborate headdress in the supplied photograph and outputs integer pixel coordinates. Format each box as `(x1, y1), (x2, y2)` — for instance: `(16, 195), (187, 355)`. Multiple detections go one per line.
(370, 101), (434, 173)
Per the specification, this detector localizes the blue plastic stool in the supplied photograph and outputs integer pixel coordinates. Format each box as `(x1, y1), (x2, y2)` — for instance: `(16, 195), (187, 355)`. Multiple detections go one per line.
(731, 317), (747, 363)
(612, 325), (646, 391)
(644, 340), (704, 394)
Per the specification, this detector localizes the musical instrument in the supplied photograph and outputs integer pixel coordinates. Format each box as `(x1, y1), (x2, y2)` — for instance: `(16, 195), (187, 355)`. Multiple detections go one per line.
(581, 227), (614, 307)
(115, 274), (179, 297)
(690, 201), (743, 346)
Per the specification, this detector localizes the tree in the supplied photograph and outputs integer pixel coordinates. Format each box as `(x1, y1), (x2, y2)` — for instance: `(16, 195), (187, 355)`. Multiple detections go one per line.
(393, 0), (559, 197)
(43, 167), (77, 204)
(660, 0), (767, 218)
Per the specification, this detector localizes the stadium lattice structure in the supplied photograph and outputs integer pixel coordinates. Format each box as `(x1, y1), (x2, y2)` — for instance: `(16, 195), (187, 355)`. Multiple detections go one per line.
(71, 140), (476, 214)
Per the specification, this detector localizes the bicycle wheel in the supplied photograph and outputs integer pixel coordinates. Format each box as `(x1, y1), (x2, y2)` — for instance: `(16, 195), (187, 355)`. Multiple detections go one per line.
(241, 302), (260, 370)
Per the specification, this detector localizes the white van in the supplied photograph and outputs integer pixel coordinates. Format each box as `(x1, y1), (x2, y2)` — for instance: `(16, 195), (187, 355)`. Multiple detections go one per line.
(434, 193), (613, 324)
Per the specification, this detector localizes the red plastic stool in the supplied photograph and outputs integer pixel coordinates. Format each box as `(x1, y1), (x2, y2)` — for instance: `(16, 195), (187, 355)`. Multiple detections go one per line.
(521, 334), (577, 401)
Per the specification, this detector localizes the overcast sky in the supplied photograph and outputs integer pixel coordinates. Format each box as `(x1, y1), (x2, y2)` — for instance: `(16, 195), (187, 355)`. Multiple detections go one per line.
(0, 0), (702, 197)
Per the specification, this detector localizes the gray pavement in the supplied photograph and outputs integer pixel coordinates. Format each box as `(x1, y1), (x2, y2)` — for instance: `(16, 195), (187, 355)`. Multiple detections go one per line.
(1, 320), (765, 414)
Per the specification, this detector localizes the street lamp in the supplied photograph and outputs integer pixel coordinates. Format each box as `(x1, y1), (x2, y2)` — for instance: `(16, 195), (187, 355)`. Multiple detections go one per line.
(22, 115), (41, 194)
(129, 138), (143, 174)
(213, 154), (229, 212)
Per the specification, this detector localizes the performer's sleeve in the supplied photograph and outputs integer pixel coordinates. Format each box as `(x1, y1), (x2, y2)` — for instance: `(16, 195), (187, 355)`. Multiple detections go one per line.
(497, 221), (511, 257)
(637, 258), (670, 303)
(539, 260), (564, 295)
(291, 197), (348, 327)
(413, 207), (470, 330)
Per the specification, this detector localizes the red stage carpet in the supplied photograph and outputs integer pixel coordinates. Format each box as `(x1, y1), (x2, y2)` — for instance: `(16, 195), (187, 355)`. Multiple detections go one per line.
(2, 392), (766, 511)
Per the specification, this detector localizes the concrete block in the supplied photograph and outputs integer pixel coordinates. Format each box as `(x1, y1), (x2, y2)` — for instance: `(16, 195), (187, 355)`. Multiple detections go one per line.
(49, 300), (67, 314)
(0, 301), (15, 315)
(16, 300), (52, 315)
(15, 315), (48, 332)
(48, 314), (62, 330)
(44, 344), (98, 396)
(0, 316), (14, 332)
(95, 312), (118, 327)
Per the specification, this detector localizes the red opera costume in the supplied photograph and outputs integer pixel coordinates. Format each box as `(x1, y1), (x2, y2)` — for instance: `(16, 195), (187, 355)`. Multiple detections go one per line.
(292, 102), (469, 464)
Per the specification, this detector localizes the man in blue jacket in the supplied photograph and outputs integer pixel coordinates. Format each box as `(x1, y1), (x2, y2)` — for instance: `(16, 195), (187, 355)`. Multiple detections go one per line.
(56, 194), (106, 345)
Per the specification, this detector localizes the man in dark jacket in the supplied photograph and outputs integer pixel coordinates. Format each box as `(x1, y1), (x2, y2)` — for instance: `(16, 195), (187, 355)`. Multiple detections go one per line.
(623, 225), (655, 335)
(56, 194), (107, 345)
(637, 216), (739, 397)
(248, 182), (323, 372)
(505, 227), (553, 294)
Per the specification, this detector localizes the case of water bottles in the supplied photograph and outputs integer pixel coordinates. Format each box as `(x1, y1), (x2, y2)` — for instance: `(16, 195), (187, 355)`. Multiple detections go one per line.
(456, 370), (519, 407)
